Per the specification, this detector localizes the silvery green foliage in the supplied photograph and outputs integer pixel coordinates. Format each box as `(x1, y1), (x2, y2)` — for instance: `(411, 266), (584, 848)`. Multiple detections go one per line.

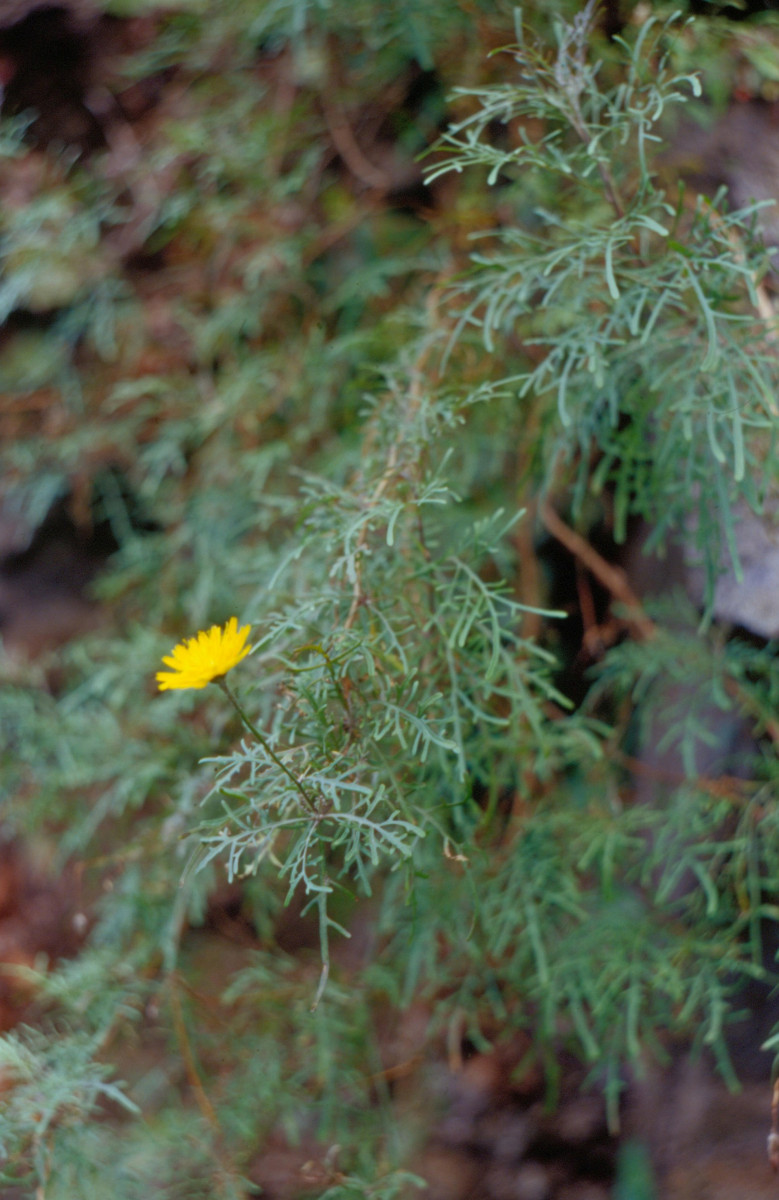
(2, 2), (779, 1191)
(428, 8), (778, 581)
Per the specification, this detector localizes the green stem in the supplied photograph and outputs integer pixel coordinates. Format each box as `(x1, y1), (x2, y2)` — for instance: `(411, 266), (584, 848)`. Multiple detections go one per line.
(216, 678), (317, 816)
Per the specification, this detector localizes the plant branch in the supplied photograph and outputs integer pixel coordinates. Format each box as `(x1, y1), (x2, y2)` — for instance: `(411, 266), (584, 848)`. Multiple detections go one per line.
(217, 678), (318, 816)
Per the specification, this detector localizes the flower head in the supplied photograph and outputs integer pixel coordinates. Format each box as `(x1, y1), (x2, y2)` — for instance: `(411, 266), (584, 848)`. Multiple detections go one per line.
(156, 617), (252, 691)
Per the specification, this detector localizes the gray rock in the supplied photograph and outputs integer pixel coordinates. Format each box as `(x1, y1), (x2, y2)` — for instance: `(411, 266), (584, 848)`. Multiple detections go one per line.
(684, 500), (779, 637)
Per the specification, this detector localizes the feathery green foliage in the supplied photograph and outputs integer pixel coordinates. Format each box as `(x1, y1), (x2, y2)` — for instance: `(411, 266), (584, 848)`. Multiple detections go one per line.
(1, 0), (779, 1193)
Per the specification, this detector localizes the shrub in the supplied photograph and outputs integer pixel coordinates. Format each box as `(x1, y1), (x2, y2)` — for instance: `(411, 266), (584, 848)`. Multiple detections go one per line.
(2, 1), (779, 1194)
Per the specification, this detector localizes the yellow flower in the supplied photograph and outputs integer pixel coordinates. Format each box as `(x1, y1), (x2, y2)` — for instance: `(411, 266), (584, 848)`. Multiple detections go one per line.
(156, 617), (252, 691)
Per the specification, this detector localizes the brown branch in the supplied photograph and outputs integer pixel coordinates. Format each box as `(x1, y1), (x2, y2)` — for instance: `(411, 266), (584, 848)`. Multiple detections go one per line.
(616, 749), (754, 802)
(165, 976), (251, 1192)
(319, 92), (390, 191)
(168, 975), (221, 1131)
(539, 506), (779, 752)
(539, 502), (656, 641)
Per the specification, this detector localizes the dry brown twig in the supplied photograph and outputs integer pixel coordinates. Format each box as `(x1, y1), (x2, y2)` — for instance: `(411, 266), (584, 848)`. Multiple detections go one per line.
(319, 91), (391, 192)
(539, 501), (656, 641)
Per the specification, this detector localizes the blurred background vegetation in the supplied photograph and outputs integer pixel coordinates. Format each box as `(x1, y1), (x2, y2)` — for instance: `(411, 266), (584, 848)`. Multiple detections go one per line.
(3, 1), (779, 1197)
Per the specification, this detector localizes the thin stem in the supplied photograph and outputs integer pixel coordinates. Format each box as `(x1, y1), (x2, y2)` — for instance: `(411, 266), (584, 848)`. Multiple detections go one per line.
(567, 100), (625, 221)
(216, 678), (318, 816)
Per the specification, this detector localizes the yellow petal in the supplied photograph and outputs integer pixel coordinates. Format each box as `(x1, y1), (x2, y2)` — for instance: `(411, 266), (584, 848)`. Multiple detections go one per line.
(156, 617), (253, 692)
